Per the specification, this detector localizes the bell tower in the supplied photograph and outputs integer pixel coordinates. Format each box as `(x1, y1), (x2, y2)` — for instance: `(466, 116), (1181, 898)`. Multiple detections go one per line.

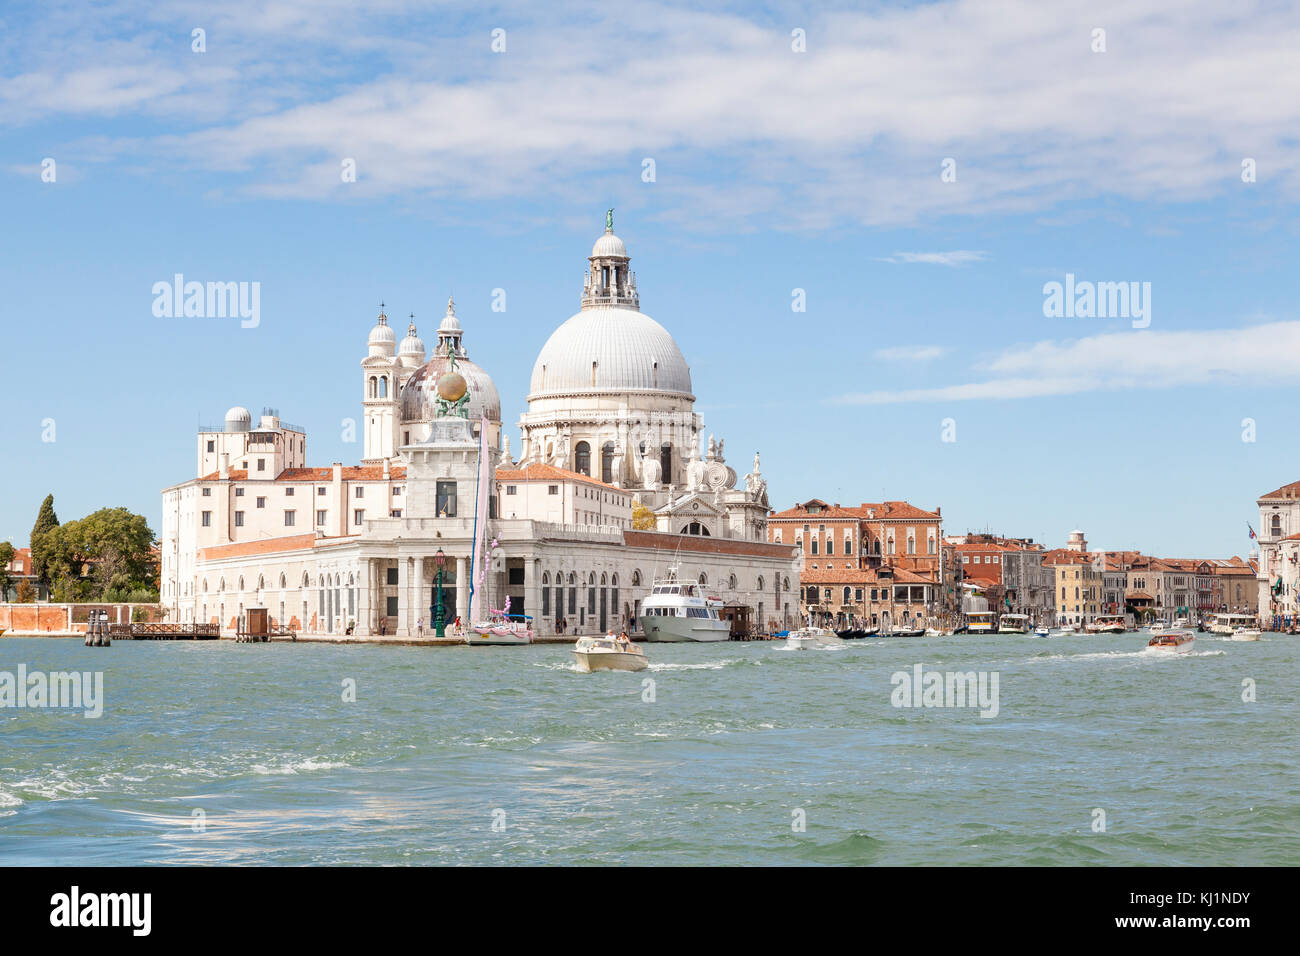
(362, 304), (400, 464)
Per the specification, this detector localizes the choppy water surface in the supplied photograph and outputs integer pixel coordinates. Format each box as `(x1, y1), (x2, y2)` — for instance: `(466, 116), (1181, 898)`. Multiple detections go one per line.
(1, 634), (1296, 865)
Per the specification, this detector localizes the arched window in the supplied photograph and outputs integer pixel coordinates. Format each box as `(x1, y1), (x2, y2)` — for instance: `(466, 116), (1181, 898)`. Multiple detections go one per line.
(379, 377), (388, 398)
(610, 574), (618, 587)
(757, 576), (765, 591)
(805, 585), (818, 603)
(542, 572), (550, 586)
(698, 573), (708, 586)
(783, 576), (790, 590)
(202, 579), (208, 593)
(574, 441), (591, 476)
(601, 443), (615, 484)
(811, 539), (819, 555)
(369, 376), (377, 398)
(631, 569), (642, 587)
(729, 573), (738, 590)
(279, 573), (287, 589)
(1271, 514), (1282, 536)
(238, 576), (244, 592)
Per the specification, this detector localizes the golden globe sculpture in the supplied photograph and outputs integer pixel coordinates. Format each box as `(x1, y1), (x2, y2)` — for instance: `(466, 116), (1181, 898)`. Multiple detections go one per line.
(435, 370), (468, 403)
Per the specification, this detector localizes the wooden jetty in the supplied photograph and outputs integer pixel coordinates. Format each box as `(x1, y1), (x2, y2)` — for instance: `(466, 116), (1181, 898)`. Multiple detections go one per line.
(108, 622), (220, 641)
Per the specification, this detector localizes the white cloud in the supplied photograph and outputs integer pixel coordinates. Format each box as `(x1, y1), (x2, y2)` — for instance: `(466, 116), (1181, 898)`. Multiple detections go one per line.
(876, 251), (989, 266)
(834, 320), (1300, 405)
(4, 0), (1300, 225)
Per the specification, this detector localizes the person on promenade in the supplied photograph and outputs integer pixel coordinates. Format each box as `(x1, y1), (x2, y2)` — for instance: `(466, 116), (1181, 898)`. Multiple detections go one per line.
(417, 617), (424, 638)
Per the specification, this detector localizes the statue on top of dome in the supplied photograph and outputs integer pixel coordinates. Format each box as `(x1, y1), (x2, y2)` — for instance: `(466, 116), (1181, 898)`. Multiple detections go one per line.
(606, 208), (614, 231)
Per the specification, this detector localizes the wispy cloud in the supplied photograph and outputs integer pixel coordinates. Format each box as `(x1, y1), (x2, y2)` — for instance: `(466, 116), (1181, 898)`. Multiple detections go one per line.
(4, 0), (1299, 226)
(875, 345), (950, 361)
(876, 251), (989, 267)
(833, 320), (1299, 405)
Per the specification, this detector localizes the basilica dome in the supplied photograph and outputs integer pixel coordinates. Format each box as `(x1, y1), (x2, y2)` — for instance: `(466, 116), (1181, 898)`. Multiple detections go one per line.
(528, 306), (693, 400)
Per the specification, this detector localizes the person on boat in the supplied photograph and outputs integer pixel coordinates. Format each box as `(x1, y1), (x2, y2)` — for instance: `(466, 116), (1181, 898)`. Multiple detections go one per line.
(618, 629), (631, 648)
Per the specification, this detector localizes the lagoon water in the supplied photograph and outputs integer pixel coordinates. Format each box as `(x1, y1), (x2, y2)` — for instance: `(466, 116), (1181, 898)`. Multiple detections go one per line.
(1, 634), (1296, 865)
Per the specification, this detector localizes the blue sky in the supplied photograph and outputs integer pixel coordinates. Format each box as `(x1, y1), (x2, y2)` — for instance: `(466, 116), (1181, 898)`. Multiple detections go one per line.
(2, 0), (1298, 558)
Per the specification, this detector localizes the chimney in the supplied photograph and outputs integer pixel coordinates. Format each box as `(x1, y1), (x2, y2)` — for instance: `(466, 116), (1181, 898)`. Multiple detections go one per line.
(382, 458), (391, 480)
(219, 453), (230, 480)
(333, 462), (343, 481)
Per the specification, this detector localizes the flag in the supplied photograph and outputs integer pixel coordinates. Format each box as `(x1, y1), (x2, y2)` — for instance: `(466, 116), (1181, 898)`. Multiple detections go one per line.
(1248, 523), (1257, 540)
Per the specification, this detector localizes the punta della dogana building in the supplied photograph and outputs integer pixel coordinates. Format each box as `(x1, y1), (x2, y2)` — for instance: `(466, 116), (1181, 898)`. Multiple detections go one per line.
(159, 215), (799, 639)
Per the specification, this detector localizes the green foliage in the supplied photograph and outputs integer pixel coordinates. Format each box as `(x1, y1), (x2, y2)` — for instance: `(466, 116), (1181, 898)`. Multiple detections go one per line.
(14, 580), (35, 603)
(36, 506), (157, 604)
(29, 494), (60, 587)
(0, 541), (14, 597)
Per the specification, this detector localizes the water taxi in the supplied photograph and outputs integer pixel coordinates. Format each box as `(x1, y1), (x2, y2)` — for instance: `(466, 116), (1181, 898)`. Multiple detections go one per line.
(889, 623), (925, 637)
(467, 613), (534, 645)
(998, 613), (1030, 634)
(785, 626), (844, 650)
(966, 611), (998, 634)
(573, 634), (648, 672)
(1085, 614), (1127, 634)
(641, 565), (730, 642)
(1210, 613), (1257, 635)
(1147, 630), (1195, 652)
(1033, 626), (1051, 637)
(1230, 627), (1262, 642)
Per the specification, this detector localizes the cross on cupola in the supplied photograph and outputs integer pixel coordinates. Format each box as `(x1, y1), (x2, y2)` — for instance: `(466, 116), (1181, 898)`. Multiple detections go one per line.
(582, 209), (639, 311)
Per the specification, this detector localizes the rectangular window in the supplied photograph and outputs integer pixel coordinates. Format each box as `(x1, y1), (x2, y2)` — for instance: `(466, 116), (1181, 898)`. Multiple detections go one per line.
(257, 459), (265, 472)
(506, 486), (517, 496)
(285, 487), (295, 497)
(316, 510), (327, 525)
(436, 480), (457, 517)
(356, 486), (364, 498)
(317, 486), (326, 496)
(235, 511), (244, 527)
(354, 509), (365, 526)
(390, 510), (402, 518)
(235, 487), (244, 497)
(827, 538), (834, 555)
(508, 567), (525, 586)
(284, 510), (295, 526)
(386, 567), (399, 585)
(548, 485), (559, 495)
(256, 497), (266, 508)
(206, 440), (214, 452)
(386, 596), (399, 617)
(201, 511), (212, 527)
(393, 487), (402, 496)
(202, 487), (211, 497)
(568, 588), (576, 614)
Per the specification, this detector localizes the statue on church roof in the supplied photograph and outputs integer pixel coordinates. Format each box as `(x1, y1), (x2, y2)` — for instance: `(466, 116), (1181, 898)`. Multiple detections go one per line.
(434, 337), (470, 418)
(606, 208), (614, 231)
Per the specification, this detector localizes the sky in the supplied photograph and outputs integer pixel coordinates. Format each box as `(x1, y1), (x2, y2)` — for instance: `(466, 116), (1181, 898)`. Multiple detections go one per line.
(2, 0), (1298, 559)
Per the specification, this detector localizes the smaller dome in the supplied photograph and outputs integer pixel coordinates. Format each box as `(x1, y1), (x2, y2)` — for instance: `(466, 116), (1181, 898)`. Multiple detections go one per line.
(592, 230), (627, 258)
(438, 296), (462, 333)
(368, 309), (396, 356)
(399, 319), (425, 362)
(224, 406), (251, 433)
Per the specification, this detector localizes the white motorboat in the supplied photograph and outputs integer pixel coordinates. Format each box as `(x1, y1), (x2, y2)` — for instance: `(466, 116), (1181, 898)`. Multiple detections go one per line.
(924, 627), (944, 637)
(1230, 627), (1261, 642)
(784, 626), (844, 650)
(573, 634), (648, 672)
(1056, 622), (1080, 634)
(467, 613), (534, 646)
(1085, 614), (1127, 634)
(1211, 613), (1257, 636)
(998, 613), (1030, 634)
(1033, 626), (1051, 637)
(889, 624), (926, 637)
(641, 564), (731, 642)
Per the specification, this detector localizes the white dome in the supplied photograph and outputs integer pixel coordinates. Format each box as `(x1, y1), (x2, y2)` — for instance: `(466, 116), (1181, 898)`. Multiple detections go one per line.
(401, 356), (501, 425)
(592, 231), (627, 258)
(224, 406), (251, 433)
(398, 321), (425, 363)
(529, 306), (693, 399)
(368, 312), (396, 356)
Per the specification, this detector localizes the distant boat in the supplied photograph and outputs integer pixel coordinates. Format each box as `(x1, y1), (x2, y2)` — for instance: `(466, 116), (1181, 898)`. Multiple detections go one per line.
(1211, 613), (1257, 635)
(1033, 626), (1051, 637)
(966, 611), (997, 635)
(889, 623), (925, 637)
(468, 613), (534, 645)
(1230, 627), (1261, 642)
(785, 627), (844, 650)
(1085, 614), (1126, 634)
(641, 564), (730, 642)
(998, 613), (1030, 634)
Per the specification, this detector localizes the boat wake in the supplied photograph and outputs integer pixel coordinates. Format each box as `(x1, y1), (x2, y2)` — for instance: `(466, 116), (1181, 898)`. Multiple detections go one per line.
(647, 659), (742, 671)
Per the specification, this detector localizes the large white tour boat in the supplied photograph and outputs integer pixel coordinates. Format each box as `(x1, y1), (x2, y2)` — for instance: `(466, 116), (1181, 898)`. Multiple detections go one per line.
(640, 565), (730, 642)
(1210, 613), (1257, 635)
(998, 613), (1030, 634)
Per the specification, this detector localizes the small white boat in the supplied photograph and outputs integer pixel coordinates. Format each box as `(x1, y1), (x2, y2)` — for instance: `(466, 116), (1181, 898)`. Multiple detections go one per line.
(785, 626), (844, 650)
(1033, 626), (1051, 637)
(573, 634), (648, 672)
(1056, 622), (1080, 634)
(1230, 627), (1261, 642)
(889, 624), (926, 637)
(1211, 613), (1258, 636)
(1148, 630), (1195, 653)
(924, 627), (944, 637)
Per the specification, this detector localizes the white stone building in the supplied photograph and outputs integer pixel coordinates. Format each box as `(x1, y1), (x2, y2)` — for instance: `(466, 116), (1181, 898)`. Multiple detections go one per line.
(159, 216), (798, 638)
(1256, 478), (1300, 620)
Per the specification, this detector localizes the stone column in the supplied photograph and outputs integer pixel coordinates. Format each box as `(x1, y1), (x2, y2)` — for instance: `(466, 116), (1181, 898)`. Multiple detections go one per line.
(523, 556), (539, 631)
(356, 558), (372, 637)
(456, 556), (468, 631)
(396, 555), (408, 637)
(413, 555), (425, 637)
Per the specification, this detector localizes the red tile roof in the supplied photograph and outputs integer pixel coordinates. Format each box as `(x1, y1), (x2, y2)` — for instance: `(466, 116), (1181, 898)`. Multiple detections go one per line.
(495, 462), (625, 492)
(199, 465), (407, 482)
(621, 531), (795, 559)
(1259, 480), (1300, 500)
(770, 500), (940, 521)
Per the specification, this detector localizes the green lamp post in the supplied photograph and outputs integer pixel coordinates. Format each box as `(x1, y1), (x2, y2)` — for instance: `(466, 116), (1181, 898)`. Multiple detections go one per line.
(434, 547), (447, 638)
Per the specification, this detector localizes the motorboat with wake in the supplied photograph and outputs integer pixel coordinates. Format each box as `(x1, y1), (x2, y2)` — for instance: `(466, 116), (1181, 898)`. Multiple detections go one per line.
(1147, 630), (1195, 653)
(785, 627), (845, 650)
(1230, 627), (1261, 641)
(641, 564), (730, 642)
(573, 634), (648, 672)
(1033, 625), (1051, 637)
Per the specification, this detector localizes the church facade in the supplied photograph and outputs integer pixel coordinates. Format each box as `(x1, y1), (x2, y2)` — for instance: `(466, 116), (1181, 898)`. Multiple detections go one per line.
(159, 216), (798, 639)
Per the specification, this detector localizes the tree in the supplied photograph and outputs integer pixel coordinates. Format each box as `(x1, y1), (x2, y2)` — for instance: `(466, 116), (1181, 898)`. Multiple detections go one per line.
(14, 580), (35, 603)
(29, 494), (59, 589)
(632, 500), (657, 531)
(38, 507), (158, 603)
(0, 541), (14, 598)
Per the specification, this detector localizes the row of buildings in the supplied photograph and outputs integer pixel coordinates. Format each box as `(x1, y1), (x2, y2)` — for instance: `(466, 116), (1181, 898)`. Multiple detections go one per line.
(769, 505), (1260, 629)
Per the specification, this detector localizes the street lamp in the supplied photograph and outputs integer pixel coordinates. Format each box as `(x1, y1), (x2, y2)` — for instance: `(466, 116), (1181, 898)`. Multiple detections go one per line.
(434, 548), (447, 638)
